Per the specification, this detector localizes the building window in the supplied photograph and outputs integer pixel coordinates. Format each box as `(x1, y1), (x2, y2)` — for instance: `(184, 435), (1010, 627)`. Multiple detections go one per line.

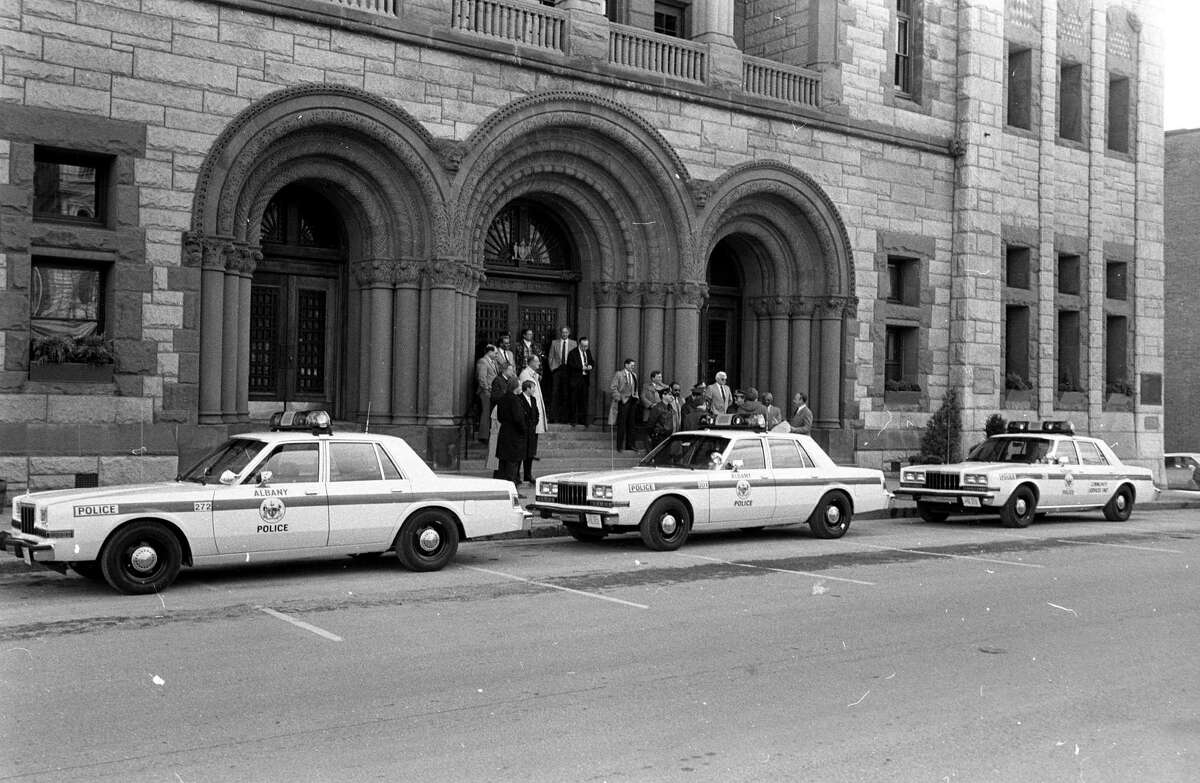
(1005, 305), (1032, 390)
(884, 325), (920, 388)
(887, 256), (919, 305)
(1105, 315), (1130, 394)
(33, 147), (109, 224)
(1059, 61), (1083, 141)
(1057, 309), (1082, 392)
(1006, 45), (1033, 130)
(653, 2), (686, 37)
(1005, 245), (1031, 290)
(1106, 261), (1128, 300)
(29, 259), (107, 341)
(1057, 253), (1081, 295)
(894, 0), (914, 94)
(605, 0), (621, 23)
(1107, 74), (1130, 153)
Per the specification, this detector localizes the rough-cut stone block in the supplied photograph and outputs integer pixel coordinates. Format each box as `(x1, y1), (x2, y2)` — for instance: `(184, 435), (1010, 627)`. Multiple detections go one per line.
(135, 49), (237, 92)
(100, 455), (177, 485)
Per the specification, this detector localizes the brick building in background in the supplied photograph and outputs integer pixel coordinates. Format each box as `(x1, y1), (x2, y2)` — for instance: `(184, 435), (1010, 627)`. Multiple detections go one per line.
(0, 0), (1166, 493)
(1164, 127), (1200, 451)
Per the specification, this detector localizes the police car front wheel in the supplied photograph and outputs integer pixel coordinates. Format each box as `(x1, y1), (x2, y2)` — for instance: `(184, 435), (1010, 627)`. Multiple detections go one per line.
(1001, 486), (1037, 528)
(100, 521), (183, 595)
(395, 510), (460, 571)
(640, 498), (691, 551)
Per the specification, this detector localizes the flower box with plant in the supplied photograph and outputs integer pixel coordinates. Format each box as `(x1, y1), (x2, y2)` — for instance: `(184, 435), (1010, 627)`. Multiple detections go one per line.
(29, 333), (115, 382)
(884, 379), (922, 406)
(1104, 379), (1134, 410)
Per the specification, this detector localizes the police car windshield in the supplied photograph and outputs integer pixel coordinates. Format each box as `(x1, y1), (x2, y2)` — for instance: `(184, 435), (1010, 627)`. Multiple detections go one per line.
(178, 438), (267, 483)
(968, 436), (1053, 463)
(640, 434), (731, 469)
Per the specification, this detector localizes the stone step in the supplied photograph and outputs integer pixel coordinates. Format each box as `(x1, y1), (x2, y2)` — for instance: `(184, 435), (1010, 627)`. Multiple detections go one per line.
(456, 453), (643, 477)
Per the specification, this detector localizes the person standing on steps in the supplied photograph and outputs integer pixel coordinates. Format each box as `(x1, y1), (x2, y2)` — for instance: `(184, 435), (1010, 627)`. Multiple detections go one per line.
(609, 358), (639, 451)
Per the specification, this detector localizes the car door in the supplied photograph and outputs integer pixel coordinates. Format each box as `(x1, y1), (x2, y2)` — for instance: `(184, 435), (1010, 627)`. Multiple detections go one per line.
(325, 440), (412, 548)
(766, 438), (820, 522)
(709, 439), (775, 523)
(1046, 440), (1082, 507)
(1074, 439), (1114, 503)
(212, 440), (330, 553)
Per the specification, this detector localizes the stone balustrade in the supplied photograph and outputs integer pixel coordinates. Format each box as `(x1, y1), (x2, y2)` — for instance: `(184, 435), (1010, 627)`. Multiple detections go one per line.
(327, 0), (400, 16)
(608, 24), (707, 83)
(450, 0), (568, 52)
(743, 55), (821, 108)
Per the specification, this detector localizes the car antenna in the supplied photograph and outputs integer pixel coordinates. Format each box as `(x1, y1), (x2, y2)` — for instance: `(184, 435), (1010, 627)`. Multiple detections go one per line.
(364, 401), (371, 433)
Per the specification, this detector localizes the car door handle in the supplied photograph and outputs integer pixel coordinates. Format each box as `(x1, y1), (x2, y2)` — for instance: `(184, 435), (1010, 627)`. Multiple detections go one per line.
(305, 489), (319, 495)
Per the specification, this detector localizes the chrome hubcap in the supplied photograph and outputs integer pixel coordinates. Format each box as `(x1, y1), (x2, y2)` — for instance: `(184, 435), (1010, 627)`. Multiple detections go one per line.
(418, 527), (442, 553)
(1014, 498), (1028, 516)
(825, 506), (842, 526)
(129, 545), (159, 574)
(1116, 494), (1127, 510)
(660, 514), (678, 536)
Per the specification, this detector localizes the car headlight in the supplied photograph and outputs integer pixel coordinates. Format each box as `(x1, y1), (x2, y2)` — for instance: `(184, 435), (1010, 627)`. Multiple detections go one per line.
(962, 473), (989, 486)
(591, 485), (613, 500)
(537, 481), (557, 496)
(901, 470), (925, 484)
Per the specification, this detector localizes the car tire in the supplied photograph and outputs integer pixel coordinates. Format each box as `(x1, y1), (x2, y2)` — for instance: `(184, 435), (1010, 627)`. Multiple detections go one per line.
(395, 510), (460, 571)
(1000, 486), (1037, 528)
(639, 498), (690, 551)
(565, 524), (607, 542)
(100, 521), (183, 595)
(1102, 485), (1134, 522)
(916, 502), (949, 524)
(809, 493), (852, 539)
(69, 561), (105, 581)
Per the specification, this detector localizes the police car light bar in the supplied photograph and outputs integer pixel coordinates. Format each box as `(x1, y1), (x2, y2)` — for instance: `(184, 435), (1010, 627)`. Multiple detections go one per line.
(698, 413), (767, 431)
(1040, 420), (1074, 434)
(1006, 421), (1031, 433)
(270, 410), (333, 434)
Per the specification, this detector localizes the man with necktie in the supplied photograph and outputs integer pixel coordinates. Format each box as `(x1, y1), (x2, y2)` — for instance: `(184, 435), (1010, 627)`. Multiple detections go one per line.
(609, 357), (640, 451)
(548, 325), (576, 423)
(566, 336), (595, 428)
(704, 370), (732, 414)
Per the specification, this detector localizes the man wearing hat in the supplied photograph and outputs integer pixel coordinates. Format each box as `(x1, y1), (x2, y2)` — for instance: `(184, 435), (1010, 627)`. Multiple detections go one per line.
(681, 382), (711, 431)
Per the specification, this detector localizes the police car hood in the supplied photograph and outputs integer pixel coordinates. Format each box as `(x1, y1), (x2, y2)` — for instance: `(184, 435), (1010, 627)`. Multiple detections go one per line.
(544, 467), (696, 484)
(18, 481), (200, 505)
(920, 461), (1035, 474)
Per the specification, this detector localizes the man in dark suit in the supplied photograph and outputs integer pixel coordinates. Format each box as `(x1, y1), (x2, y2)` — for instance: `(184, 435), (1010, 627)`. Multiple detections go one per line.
(548, 325), (577, 423)
(789, 392), (813, 434)
(566, 336), (595, 428)
(496, 379), (539, 488)
(609, 358), (639, 451)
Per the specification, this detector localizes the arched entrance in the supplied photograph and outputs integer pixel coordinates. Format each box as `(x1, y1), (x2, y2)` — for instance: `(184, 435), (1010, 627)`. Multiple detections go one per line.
(702, 238), (743, 386)
(248, 182), (347, 414)
(475, 198), (577, 354)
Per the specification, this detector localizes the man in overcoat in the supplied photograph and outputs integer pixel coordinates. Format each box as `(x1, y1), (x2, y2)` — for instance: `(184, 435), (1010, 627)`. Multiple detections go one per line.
(497, 379), (540, 487)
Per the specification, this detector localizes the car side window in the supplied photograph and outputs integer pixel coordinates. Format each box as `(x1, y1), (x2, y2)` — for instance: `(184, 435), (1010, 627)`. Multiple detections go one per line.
(377, 444), (404, 480)
(1056, 441), (1080, 465)
(1076, 441), (1109, 466)
(728, 440), (767, 470)
(329, 442), (383, 482)
(255, 443), (320, 483)
(1165, 457), (1179, 468)
(768, 440), (806, 469)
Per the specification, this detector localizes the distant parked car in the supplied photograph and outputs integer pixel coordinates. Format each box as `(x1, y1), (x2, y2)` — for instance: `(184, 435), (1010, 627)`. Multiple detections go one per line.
(2, 411), (530, 594)
(1164, 453), (1200, 490)
(894, 420), (1157, 527)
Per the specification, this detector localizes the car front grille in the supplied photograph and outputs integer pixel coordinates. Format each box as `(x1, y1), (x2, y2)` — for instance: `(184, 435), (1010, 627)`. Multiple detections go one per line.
(18, 504), (35, 534)
(924, 473), (961, 491)
(557, 483), (587, 506)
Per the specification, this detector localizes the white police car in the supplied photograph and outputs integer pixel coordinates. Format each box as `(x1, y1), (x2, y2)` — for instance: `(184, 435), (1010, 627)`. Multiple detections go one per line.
(1, 411), (531, 594)
(530, 415), (890, 550)
(894, 420), (1158, 527)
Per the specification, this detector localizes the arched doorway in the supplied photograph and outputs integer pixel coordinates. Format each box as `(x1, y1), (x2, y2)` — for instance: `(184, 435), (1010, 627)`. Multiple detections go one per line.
(249, 182), (347, 414)
(702, 238), (743, 386)
(475, 198), (576, 355)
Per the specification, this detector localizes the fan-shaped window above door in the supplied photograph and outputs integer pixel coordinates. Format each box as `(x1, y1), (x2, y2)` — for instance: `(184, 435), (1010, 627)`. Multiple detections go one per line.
(484, 200), (571, 269)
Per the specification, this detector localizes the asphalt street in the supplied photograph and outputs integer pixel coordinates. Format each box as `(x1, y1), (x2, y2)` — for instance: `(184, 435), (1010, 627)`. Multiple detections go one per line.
(1, 508), (1197, 782)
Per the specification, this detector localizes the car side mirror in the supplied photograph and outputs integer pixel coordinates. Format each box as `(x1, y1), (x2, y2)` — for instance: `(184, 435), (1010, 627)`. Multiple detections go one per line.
(256, 470), (274, 485)
(219, 469), (239, 485)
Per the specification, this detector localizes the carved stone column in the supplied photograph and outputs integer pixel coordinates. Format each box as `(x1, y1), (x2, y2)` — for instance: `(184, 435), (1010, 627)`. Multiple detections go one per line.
(672, 281), (707, 386)
(232, 243), (259, 423)
(816, 297), (846, 428)
(594, 282), (619, 412)
(745, 297), (771, 390)
(391, 260), (423, 424)
(789, 298), (814, 403)
(187, 232), (232, 425)
(765, 296), (790, 400)
(424, 257), (465, 424)
(618, 282), (642, 368)
(641, 283), (668, 379)
(353, 258), (396, 421)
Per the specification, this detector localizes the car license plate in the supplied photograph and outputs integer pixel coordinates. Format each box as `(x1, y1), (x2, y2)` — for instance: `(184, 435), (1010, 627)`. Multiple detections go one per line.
(585, 514), (603, 529)
(962, 497), (981, 508)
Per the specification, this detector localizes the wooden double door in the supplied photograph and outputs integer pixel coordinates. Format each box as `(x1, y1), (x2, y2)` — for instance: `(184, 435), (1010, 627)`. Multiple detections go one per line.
(475, 289), (572, 359)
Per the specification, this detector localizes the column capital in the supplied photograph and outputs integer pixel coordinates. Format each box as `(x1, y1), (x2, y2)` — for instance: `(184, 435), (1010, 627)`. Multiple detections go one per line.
(789, 296), (816, 317)
(395, 259), (423, 287)
(227, 243), (260, 277)
(672, 280), (709, 309)
(642, 282), (669, 307)
(593, 281), (620, 306)
(426, 257), (468, 289)
(352, 258), (395, 288)
(183, 232), (234, 272)
(618, 281), (642, 307)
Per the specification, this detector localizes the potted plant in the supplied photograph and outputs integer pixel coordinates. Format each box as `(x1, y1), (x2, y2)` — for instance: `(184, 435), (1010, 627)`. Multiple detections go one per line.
(1104, 379), (1134, 411)
(1056, 371), (1086, 409)
(1004, 372), (1033, 407)
(884, 378), (922, 406)
(29, 333), (115, 382)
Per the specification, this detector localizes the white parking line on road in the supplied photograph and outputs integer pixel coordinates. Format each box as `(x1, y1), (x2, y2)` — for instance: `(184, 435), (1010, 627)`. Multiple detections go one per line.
(1055, 538), (1183, 554)
(462, 565), (649, 609)
(674, 553), (877, 585)
(256, 606), (344, 642)
(853, 542), (1044, 568)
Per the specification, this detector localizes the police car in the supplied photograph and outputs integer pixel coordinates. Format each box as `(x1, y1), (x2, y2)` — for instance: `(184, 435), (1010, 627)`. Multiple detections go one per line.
(1, 411), (531, 594)
(529, 415), (890, 550)
(894, 421), (1158, 527)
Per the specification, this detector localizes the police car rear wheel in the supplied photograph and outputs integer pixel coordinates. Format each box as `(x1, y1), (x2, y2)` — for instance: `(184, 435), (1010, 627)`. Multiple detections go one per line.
(809, 493), (851, 539)
(100, 521), (183, 595)
(1102, 486), (1134, 521)
(1001, 487), (1037, 528)
(395, 511), (459, 571)
(640, 498), (690, 551)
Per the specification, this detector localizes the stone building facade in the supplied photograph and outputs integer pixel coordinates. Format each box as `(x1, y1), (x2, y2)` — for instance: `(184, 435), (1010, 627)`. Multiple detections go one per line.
(0, 0), (1165, 493)
(1164, 128), (1200, 451)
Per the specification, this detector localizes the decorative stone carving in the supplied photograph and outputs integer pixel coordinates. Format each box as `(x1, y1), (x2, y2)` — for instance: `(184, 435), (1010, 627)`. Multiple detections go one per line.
(673, 280), (708, 308)
(789, 296), (816, 317)
(183, 232), (233, 272)
(226, 243), (260, 276)
(394, 260), (423, 287)
(688, 179), (715, 208)
(593, 281), (620, 307)
(352, 258), (396, 288)
(433, 139), (466, 172)
(641, 282), (669, 307)
(426, 257), (467, 289)
(948, 136), (967, 158)
(618, 281), (642, 307)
